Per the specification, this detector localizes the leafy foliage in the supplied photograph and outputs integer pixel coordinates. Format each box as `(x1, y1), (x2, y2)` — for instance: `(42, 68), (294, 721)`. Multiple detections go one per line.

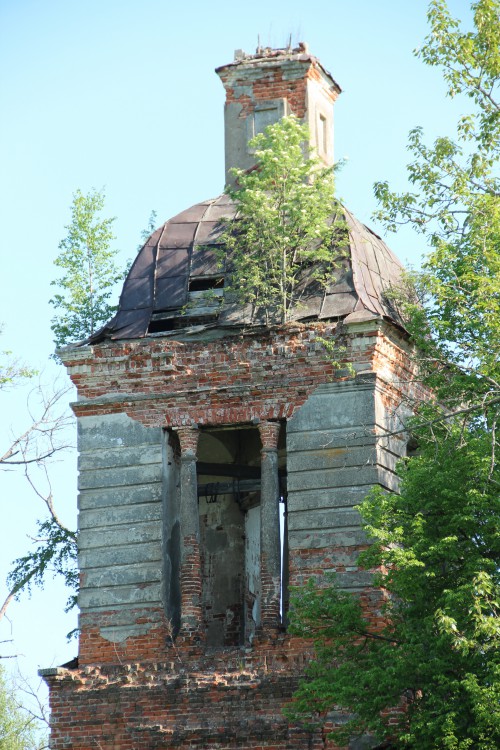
(7, 518), (78, 615)
(221, 116), (345, 324)
(0, 331), (35, 390)
(1, 377), (77, 625)
(0, 666), (45, 749)
(374, 0), (500, 414)
(50, 189), (124, 347)
(288, 420), (500, 749)
(288, 2), (500, 747)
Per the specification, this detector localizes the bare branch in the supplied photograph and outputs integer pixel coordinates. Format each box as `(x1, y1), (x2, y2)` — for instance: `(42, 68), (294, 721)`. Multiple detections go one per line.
(12, 669), (51, 729)
(376, 395), (500, 440)
(1, 377), (74, 469)
(21, 454), (74, 534)
(0, 573), (36, 625)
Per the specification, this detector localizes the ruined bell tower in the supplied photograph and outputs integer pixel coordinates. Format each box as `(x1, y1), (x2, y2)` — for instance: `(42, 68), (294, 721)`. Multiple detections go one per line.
(40, 45), (416, 750)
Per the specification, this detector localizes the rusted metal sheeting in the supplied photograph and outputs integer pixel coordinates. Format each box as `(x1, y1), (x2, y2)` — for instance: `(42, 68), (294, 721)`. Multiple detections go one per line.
(88, 195), (405, 344)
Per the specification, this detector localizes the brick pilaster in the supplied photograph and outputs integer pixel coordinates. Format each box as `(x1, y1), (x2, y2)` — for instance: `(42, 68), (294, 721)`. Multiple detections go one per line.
(176, 425), (204, 642)
(258, 421), (282, 630)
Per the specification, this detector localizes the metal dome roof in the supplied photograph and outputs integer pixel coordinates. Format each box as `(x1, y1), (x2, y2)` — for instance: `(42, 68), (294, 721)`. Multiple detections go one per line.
(90, 194), (405, 342)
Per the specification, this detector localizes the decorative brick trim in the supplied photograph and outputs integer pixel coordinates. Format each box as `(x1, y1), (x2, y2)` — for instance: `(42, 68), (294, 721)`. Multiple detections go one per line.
(176, 425), (199, 456)
(65, 324), (422, 434)
(258, 420), (281, 451)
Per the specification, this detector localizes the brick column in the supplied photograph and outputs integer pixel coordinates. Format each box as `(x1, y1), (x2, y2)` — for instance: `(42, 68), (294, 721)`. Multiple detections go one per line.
(177, 426), (203, 642)
(258, 421), (281, 629)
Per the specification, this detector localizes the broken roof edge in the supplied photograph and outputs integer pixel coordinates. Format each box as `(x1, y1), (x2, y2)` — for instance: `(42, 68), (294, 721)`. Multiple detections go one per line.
(343, 207), (408, 331)
(74, 195), (409, 348)
(215, 43), (342, 95)
(59, 314), (409, 364)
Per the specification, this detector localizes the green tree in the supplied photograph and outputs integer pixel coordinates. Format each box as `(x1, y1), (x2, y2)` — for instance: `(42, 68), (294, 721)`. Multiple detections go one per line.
(0, 341), (34, 389)
(3, 193), (150, 625)
(0, 666), (45, 750)
(288, 1), (500, 746)
(50, 188), (124, 347)
(374, 0), (500, 414)
(4, 516), (78, 622)
(288, 420), (500, 748)
(221, 115), (344, 324)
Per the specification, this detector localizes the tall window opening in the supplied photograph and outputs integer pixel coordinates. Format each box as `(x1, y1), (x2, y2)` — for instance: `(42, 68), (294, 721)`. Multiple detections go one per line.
(196, 423), (288, 646)
(197, 427), (260, 646)
(163, 423), (288, 647)
(318, 112), (327, 156)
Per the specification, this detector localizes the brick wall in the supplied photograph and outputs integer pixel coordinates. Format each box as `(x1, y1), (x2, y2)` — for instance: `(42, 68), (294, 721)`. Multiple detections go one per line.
(219, 62), (313, 119)
(65, 322), (419, 428)
(43, 640), (348, 750)
(47, 319), (419, 749)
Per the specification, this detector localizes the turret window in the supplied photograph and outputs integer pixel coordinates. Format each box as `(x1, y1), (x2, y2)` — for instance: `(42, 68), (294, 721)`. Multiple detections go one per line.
(247, 99), (287, 153)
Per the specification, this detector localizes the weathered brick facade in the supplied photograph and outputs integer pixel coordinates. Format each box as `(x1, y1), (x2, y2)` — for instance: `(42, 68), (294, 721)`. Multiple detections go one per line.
(42, 319), (418, 748)
(40, 45), (418, 749)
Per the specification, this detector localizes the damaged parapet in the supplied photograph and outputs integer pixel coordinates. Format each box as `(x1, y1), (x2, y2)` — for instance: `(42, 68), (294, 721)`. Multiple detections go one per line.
(216, 42), (341, 184)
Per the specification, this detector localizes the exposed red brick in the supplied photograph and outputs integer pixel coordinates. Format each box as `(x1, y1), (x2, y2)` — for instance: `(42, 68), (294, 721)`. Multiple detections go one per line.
(258, 420), (281, 450)
(50, 320), (421, 749)
(176, 425), (200, 455)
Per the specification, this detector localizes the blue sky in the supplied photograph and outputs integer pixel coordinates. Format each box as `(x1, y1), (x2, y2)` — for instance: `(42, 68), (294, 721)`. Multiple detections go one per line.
(0, 0), (473, 709)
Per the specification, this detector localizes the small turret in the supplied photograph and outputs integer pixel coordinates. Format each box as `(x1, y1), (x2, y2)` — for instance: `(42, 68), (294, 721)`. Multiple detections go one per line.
(216, 43), (341, 185)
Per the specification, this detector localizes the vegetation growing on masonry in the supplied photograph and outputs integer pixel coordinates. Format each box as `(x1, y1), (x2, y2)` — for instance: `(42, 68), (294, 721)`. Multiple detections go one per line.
(219, 115), (345, 325)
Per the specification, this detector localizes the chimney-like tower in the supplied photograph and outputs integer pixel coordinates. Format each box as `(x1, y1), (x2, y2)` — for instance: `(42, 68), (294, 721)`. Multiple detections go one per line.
(216, 42), (341, 186)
